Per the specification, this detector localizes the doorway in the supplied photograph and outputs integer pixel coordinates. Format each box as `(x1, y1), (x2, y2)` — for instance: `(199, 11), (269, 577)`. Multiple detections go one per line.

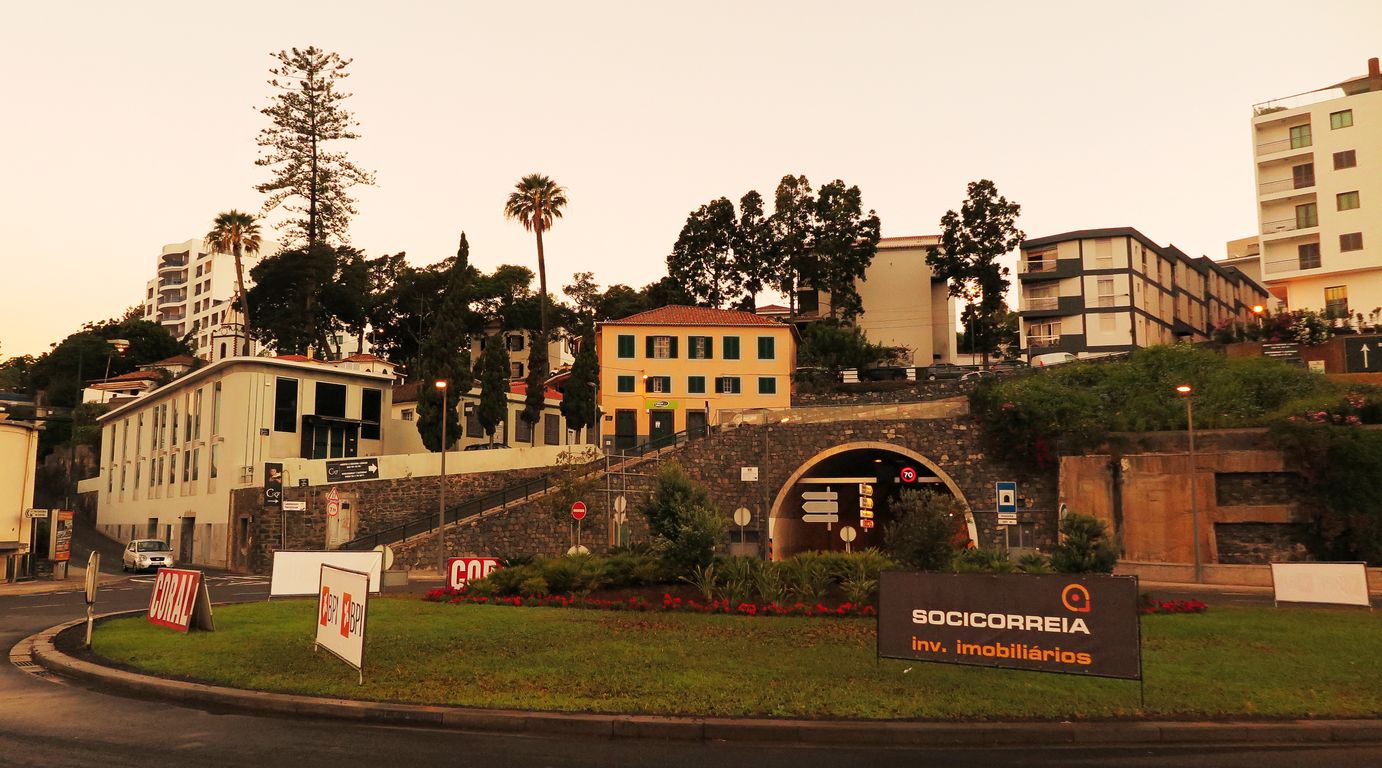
(649, 410), (675, 447)
(686, 410), (708, 440)
(614, 410), (637, 451)
(326, 496), (357, 549)
(179, 518), (195, 564)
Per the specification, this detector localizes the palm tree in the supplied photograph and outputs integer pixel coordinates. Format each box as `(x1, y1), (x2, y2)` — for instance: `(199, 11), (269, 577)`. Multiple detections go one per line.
(503, 174), (568, 344)
(205, 210), (262, 355)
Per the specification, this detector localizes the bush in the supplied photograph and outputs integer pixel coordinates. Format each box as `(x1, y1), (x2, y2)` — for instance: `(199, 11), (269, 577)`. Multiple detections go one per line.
(884, 489), (964, 570)
(781, 555), (832, 603)
(602, 550), (668, 587)
(716, 556), (761, 606)
(1272, 420), (1382, 564)
(1016, 552), (1052, 574)
(660, 504), (726, 573)
(638, 461), (725, 575)
(1051, 514), (1119, 573)
(952, 547), (1014, 572)
(755, 562), (789, 605)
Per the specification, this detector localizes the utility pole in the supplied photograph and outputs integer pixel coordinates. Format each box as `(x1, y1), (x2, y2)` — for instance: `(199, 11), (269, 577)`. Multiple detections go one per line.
(1176, 384), (1202, 583)
(435, 380), (448, 575)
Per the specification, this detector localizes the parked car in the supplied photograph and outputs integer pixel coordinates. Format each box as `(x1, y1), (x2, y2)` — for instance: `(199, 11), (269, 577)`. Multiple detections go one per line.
(1030, 352), (1078, 368)
(959, 369), (996, 382)
(922, 363), (969, 381)
(122, 539), (175, 572)
(859, 366), (908, 382)
(989, 358), (1030, 371)
(463, 442), (512, 451)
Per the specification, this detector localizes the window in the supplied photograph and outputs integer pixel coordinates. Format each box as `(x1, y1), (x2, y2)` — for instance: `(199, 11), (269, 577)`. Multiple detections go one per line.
(170, 401), (179, 446)
(645, 376), (671, 394)
(1298, 242), (1322, 270)
(687, 375), (706, 394)
(210, 382), (221, 434)
(1027, 321), (1061, 347)
(1340, 232), (1364, 252)
(515, 417), (532, 444)
(510, 362), (525, 379)
(543, 413), (561, 445)
(715, 376), (741, 394)
(1324, 286), (1349, 319)
(758, 377), (777, 395)
(616, 375), (635, 393)
(1096, 278), (1115, 308)
(1098, 313), (1115, 332)
(1289, 124), (1312, 149)
(192, 389), (202, 440)
(209, 445), (218, 480)
(315, 382), (346, 418)
(688, 335), (713, 359)
(1295, 202), (1318, 228)
(168, 453), (177, 486)
(616, 334), (635, 358)
(273, 377), (298, 432)
(647, 335), (677, 359)
(1330, 109), (1353, 130)
(464, 403), (481, 436)
(506, 333), (525, 352)
(1292, 162), (1314, 189)
(1337, 191), (1360, 211)
(361, 388), (382, 440)
(757, 336), (776, 359)
(722, 336), (740, 360)
(191, 448), (199, 482)
(182, 450), (191, 483)
(401, 408), (414, 421)
(1094, 238), (1112, 264)
(1334, 150), (1357, 170)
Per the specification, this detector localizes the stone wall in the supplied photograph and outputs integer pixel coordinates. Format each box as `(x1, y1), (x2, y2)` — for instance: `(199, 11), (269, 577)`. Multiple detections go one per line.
(792, 380), (974, 407)
(1214, 522), (1315, 564)
(1214, 472), (1303, 507)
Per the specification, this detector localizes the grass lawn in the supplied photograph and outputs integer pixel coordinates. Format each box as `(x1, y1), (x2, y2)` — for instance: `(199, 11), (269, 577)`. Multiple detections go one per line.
(91, 599), (1382, 720)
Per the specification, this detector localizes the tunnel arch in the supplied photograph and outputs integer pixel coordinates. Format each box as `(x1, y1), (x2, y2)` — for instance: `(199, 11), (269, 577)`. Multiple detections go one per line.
(767, 441), (978, 560)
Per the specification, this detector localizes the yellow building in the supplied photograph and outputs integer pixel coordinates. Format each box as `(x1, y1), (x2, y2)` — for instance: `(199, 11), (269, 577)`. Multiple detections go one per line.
(597, 306), (796, 448)
(1247, 56), (1382, 318)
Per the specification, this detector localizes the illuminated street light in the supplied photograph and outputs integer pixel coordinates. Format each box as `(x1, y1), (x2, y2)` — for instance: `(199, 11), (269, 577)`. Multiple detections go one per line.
(1176, 384), (1201, 583)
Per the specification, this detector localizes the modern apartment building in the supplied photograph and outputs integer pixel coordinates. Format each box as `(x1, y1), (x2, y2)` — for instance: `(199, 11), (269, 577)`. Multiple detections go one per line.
(142, 238), (274, 361)
(1017, 228), (1270, 358)
(1245, 56), (1382, 319)
(596, 306), (796, 448)
(774, 235), (957, 365)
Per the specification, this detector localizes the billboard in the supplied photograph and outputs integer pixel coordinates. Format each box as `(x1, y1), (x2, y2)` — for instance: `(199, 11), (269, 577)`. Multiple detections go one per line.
(264, 462), (284, 506)
(50, 510), (74, 562)
(878, 572), (1141, 680)
(447, 557), (500, 590)
(270, 550), (383, 597)
(316, 564), (370, 678)
(326, 457), (379, 483)
(1270, 562), (1370, 607)
(147, 568), (216, 632)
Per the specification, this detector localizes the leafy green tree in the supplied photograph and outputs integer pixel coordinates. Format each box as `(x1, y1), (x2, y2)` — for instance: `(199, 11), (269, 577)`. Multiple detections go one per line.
(669, 197), (739, 307)
(884, 489), (963, 570)
(641, 276), (695, 309)
(245, 244), (341, 355)
(1051, 514), (1119, 573)
(730, 190), (777, 312)
(637, 461), (723, 573)
(927, 179), (1024, 365)
(560, 329), (599, 439)
(256, 46), (376, 248)
(204, 210), (263, 345)
(476, 330), (510, 443)
(0, 354), (35, 392)
(813, 180), (881, 321)
(30, 319), (190, 407)
(504, 174), (568, 426)
(798, 319), (887, 371)
(413, 234), (479, 451)
(770, 175), (817, 317)
(596, 284), (648, 321)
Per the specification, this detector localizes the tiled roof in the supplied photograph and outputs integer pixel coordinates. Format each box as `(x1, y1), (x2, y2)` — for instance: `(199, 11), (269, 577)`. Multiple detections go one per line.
(392, 382), (420, 404)
(340, 354), (391, 364)
(509, 381), (565, 401)
(101, 371), (163, 383)
(604, 305), (784, 327)
(151, 355), (197, 367)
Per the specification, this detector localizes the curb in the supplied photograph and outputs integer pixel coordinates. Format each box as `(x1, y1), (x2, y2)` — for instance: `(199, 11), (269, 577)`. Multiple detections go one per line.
(29, 615), (1382, 747)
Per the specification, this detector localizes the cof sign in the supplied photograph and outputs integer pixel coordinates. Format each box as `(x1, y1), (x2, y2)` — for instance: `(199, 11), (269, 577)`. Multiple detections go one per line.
(147, 568), (216, 633)
(571, 501), (587, 521)
(447, 557), (500, 591)
(24, 508), (49, 519)
(264, 462), (284, 507)
(316, 564), (369, 681)
(326, 457), (380, 483)
(878, 572), (1141, 680)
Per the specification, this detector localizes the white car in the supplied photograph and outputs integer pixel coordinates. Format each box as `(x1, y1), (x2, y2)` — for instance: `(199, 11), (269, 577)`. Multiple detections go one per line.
(122, 539), (175, 572)
(1030, 352), (1078, 368)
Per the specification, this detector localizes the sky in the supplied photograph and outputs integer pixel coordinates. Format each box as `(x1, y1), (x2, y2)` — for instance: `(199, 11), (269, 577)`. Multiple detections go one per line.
(2, 1), (1380, 358)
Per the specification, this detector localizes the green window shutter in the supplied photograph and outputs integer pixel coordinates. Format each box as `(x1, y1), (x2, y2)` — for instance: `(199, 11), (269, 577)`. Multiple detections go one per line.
(758, 377), (777, 395)
(617, 375), (634, 393)
(758, 336), (775, 359)
(688, 376), (705, 394)
(668, 337), (679, 358)
(645, 336), (655, 358)
(704, 336), (713, 359)
(732, 377), (742, 394)
(723, 336), (740, 359)
(618, 334), (634, 358)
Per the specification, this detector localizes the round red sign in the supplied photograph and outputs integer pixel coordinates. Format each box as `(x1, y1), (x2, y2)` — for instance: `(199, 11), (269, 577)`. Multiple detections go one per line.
(900, 467), (918, 483)
(571, 501), (587, 521)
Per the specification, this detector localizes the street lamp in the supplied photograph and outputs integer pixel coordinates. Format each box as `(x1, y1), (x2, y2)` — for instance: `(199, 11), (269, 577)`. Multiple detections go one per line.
(1251, 305), (1265, 336)
(1176, 384), (1202, 583)
(435, 380), (448, 575)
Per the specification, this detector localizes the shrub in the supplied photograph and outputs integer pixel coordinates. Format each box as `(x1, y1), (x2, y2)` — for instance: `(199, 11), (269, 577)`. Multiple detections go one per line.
(839, 559), (879, 605)
(952, 547), (1014, 572)
(1272, 420), (1382, 564)
(755, 562), (789, 605)
(518, 574), (550, 596)
(781, 555), (832, 602)
(638, 461), (725, 575)
(1051, 514), (1119, 573)
(884, 489), (964, 570)
(602, 550), (668, 587)
(716, 556), (761, 606)
(680, 563), (717, 602)
(661, 504), (726, 573)
(1016, 552), (1052, 574)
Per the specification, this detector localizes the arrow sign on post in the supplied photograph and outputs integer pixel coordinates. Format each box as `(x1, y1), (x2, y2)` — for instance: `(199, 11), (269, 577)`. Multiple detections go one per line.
(802, 489), (839, 527)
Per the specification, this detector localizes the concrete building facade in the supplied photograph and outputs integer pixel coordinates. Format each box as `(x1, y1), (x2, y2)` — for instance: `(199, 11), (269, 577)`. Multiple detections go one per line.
(596, 306), (796, 448)
(1245, 56), (1382, 318)
(1017, 228), (1270, 358)
(142, 239), (276, 362)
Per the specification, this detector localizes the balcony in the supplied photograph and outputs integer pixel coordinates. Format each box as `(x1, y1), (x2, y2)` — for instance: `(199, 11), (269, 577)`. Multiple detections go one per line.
(1255, 137), (1313, 157)
(1018, 295), (1084, 318)
(158, 277), (187, 289)
(158, 291), (186, 306)
(1258, 176), (1314, 195)
(1026, 334), (1062, 349)
(1017, 258), (1080, 282)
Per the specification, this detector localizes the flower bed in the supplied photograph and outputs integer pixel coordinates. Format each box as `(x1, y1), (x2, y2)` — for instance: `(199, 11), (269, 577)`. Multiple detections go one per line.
(1140, 598), (1208, 615)
(424, 587), (877, 619)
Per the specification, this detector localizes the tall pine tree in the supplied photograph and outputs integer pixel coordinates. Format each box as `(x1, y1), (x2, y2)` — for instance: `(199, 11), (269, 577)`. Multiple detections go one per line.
(413, 234), (478, 452)
(560, 329), (599, 441)
(477, 330), (510, 444)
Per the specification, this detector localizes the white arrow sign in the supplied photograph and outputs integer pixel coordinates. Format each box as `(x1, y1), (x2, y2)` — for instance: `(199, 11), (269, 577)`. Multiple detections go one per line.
(1363, 344), (1371, 370)
(802, 490), (839, 524)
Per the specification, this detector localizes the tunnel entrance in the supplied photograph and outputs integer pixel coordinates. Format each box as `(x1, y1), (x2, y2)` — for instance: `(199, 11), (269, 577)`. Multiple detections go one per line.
(768, 442), (975, 561)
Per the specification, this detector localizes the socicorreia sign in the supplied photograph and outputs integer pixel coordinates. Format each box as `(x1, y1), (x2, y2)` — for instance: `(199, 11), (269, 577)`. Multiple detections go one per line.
(878, 572), (1141, 680)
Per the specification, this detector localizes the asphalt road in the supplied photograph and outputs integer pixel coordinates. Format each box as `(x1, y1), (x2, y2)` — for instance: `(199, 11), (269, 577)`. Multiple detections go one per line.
(2, 579), (1378, 767)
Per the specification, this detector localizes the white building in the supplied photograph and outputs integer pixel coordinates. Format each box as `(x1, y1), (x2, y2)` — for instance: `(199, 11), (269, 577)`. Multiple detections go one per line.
(142, 238), (276, 362)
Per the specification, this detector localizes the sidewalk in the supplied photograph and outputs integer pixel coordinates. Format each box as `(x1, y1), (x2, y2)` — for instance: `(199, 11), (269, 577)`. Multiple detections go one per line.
(0, 564), (129, 597)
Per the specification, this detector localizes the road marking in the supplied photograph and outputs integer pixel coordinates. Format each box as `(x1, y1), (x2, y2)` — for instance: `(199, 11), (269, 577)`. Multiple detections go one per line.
(30, 603), (62, 608)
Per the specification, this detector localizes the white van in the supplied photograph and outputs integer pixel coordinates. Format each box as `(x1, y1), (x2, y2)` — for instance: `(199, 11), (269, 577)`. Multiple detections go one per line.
(1030, 352), (1078, 368)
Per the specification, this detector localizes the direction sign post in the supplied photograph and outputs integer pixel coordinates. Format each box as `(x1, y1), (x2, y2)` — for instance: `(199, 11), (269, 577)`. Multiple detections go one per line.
(733, 506), (752, 545)
(1344, 337), (1381, 373)
(840, 525), (857, 554)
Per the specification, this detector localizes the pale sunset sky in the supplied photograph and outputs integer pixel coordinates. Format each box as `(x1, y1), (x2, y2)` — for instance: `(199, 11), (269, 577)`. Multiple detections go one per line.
(2, 1), (1380, 357)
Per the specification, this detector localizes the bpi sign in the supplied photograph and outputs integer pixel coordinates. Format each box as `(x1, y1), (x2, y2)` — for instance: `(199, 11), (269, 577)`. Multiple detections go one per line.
(448, 557), (500, 590)
(316, 564), (369, 682)
(147, 568), (215, 633)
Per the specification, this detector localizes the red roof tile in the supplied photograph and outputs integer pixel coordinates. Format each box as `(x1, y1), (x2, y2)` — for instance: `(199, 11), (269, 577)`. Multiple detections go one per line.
(151, 355), (198, 367)
(604, 305), (784, 327)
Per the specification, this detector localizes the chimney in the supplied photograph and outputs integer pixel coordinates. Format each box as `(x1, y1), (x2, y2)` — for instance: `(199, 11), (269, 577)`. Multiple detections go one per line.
(1371, 57), (1380, 78)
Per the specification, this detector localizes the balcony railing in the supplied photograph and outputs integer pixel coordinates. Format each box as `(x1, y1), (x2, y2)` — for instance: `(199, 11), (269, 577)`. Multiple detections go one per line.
(1261, 217), (1315, 235)
(159, 277), (187, 289)
(1023, 260), (1059, 274)
(1020, 296), (1059, 312)
(1027, 334), (1061, 348)
(1258, 177), (1314, 194)
(1256, 137), (1310, 156)
(1253, 86), (1348, 116)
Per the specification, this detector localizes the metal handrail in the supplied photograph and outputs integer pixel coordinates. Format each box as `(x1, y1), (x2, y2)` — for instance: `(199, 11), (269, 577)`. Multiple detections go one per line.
(1256, 137), (1310, 156)
(1258, 177), (1313, 194)
(339, 425), (718, 550)
(1262, 217), (1314, 235)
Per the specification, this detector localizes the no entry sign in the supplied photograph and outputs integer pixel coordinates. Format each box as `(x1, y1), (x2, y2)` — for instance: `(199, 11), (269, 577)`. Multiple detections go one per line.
(571, 501), (587, 521)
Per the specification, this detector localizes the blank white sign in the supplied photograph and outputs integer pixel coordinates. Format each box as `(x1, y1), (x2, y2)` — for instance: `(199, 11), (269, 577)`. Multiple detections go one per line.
(271, 550), (383, 597)
(1270, 562), (1370, 608)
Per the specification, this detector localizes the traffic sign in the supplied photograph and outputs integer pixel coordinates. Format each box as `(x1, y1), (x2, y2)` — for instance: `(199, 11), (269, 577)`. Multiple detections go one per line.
(733, 507), (752, 527)
(858, 483), (873, 498)
(802, 489), (839, 524)
(612, 510), (628, 526)
(996, 481), (1017, 513)
(1344, 337), (1380, 373)
(900, 467), (918, 484)
(571, 501), (587, 521)
(840, 526), (857, 543)
(860, 496), (874, 511)
(326, 487), (341, 518)
(860, 519), (875, 530)
(613, 495), (627, 513)
(997, 513), (1018, 526)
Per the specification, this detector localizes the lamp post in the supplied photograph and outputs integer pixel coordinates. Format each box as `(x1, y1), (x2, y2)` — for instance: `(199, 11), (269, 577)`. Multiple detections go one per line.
(1176, 384), (1202, 583)
(1251, 304), (1265, 337)
(435, 380), (448, 575)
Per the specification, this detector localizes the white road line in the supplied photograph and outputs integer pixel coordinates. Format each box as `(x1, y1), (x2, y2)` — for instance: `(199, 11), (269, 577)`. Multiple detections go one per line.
(30, 603), (61, 608)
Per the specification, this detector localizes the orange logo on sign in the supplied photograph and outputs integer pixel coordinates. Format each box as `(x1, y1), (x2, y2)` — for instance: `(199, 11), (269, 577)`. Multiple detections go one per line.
(1061, 584), (1091, 613)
